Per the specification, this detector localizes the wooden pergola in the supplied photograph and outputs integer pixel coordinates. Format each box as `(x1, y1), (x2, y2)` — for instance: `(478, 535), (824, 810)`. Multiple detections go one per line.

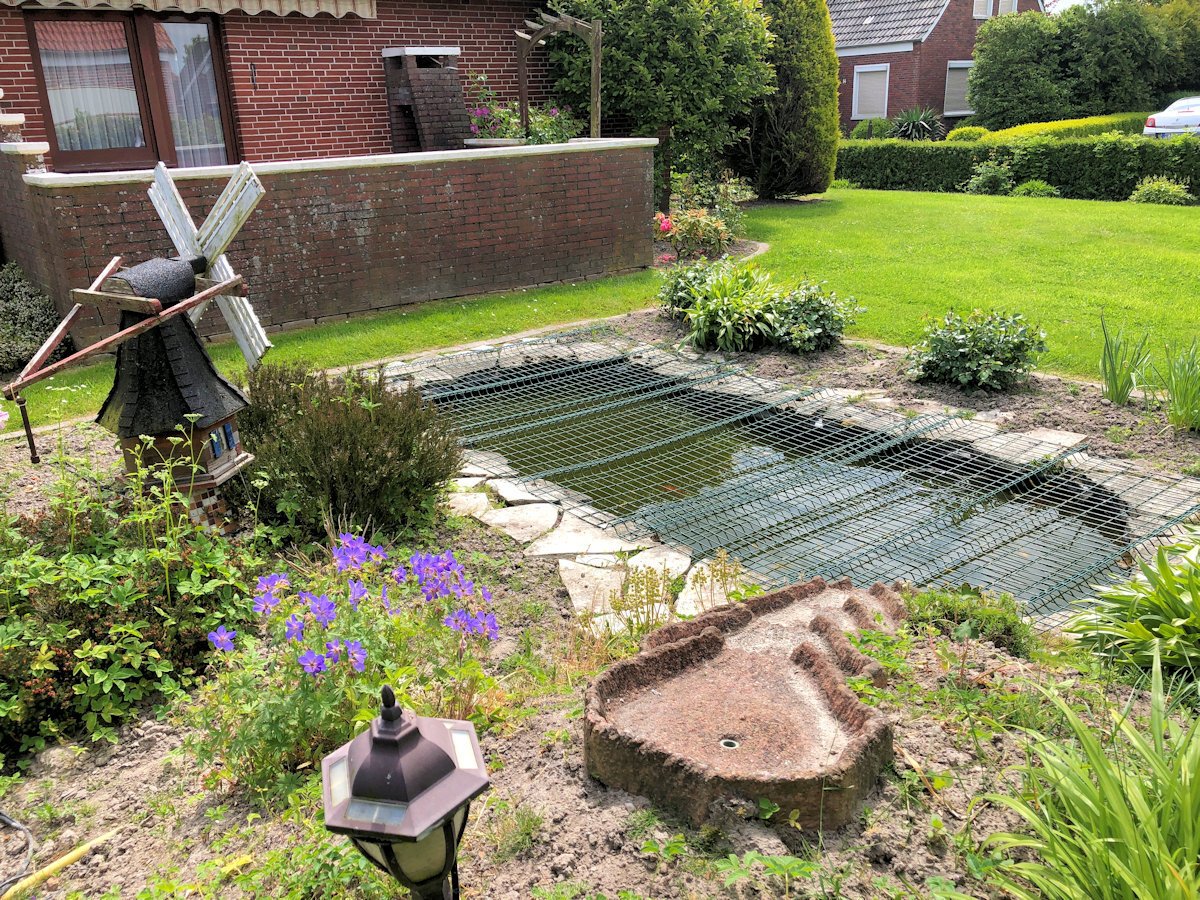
(516, 11), (602, 140)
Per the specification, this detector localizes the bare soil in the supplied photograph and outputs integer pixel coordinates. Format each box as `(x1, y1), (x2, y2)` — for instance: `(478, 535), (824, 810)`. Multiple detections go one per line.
(610, 309), (1200, 477)
(1, 423), (123, 522)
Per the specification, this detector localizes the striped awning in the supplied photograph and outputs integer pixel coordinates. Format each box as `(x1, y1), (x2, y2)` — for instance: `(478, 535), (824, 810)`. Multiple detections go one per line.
(1, 0), (375, 17)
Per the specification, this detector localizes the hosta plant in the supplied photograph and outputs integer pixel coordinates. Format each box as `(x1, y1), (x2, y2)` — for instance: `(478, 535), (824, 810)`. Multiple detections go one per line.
(186, 534), (503, 799)
(685, 264), (779, 352)
(1067, 536), (1200, 674)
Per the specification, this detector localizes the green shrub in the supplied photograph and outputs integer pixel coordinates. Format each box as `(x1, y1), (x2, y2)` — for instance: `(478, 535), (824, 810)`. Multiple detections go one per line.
(907, 310), (1047, 392)
(240, 364), (460, 538)
(685, 264), (779, 352)
(1157, 340), (1200, 431)
(667, 260), (859, 355)
(663, 207), (733, 260)
(465, 73), (584, 144)
(1129, 174), (1196, 204)
(671, 172), (749, 236)
(969, 13), (1072, 130)
(890, 107), (945, 141)
(0, 263), (72, 373)
(186, 536), (503, 799)
(771, 281), (861, 354)
(828, 178), (859, 189)
(1099, 315), (1149, 406)
(946, 126), (989, 142)
(1011, 178), (1061, 197)
(0, 453), (257, 758)
(984, 661), (1200, 900)
(551, 0), (773, 204)
(737, 0), (839, 198)
(849, 118), (894, 139)
(963, 157), (1015, 195)
(835, 133), (1200, 200)
(905, 587), (1036, 657)
(1068, 538), (1200, 675)
(658, 258), (726, 318)
(981, 111), (1152, 142)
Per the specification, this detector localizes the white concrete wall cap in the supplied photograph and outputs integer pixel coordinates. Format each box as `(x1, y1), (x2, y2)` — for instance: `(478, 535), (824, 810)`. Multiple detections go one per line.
(1, 141), (49, 155)
(0, 113), (26, 127)
(21, 138), (659, 187)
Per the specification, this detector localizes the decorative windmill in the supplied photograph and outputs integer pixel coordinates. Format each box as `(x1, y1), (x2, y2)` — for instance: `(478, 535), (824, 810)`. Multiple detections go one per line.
(2, 162), (271, 530)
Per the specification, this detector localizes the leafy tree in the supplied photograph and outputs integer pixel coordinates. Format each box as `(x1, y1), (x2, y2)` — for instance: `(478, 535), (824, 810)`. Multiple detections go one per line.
(1058, 0), (1178, 114)
(549, 0), (774, 206)
(1146, 0), (1200, 94)
(735, 0), (839, 198)
(968, 12), (1071, 129)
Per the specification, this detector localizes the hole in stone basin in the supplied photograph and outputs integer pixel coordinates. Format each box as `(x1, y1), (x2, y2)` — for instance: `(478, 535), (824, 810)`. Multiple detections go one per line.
(719, 738), (740, 750)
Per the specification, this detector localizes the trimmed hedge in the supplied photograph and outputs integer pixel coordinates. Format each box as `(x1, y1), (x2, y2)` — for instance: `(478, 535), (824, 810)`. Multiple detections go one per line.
(836, 133), (1200, 200)
(980, 112), (1151, 142)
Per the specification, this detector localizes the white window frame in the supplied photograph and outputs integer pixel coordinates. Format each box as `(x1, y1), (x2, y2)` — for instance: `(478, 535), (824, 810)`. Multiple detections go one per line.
(944, 61), (975, 116)
(997, 0), (1018, 12)
(974, 0), (994, 19)
(851, 63), (890, 121)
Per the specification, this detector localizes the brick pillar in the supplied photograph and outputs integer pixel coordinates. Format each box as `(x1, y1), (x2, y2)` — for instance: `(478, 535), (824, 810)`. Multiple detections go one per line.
(381, 47), (470, 151)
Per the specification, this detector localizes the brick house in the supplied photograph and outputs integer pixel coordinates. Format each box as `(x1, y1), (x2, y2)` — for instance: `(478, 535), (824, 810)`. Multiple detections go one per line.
(0, 0), (557, 172)
(829, 0), (1045, 131)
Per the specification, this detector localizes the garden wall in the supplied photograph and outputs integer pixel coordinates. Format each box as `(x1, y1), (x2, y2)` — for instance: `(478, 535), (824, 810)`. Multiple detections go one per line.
(0, 139), (656, 345)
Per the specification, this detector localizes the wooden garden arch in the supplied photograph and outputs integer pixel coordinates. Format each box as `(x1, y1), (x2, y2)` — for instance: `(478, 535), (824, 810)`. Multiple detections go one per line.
(516, 11), (602, 139)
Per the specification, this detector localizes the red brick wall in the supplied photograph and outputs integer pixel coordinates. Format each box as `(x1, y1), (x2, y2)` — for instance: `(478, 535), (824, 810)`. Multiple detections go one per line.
(0, 0), (554, 170)
(837, 52), (919, 127)
(0, 142), (655, 346)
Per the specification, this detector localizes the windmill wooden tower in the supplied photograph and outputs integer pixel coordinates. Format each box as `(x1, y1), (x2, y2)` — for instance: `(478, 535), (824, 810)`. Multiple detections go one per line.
(3, 162), (271, 530)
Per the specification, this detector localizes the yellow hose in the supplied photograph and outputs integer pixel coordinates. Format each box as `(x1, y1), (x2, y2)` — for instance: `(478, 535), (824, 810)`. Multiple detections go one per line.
(0, 828), (118, 900)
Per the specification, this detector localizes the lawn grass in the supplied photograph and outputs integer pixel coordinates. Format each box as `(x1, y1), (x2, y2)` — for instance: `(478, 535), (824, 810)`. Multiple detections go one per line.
(5, 187), (1197, 431)
(6, 271), (657, 429)
(748, 188), (1200, 378)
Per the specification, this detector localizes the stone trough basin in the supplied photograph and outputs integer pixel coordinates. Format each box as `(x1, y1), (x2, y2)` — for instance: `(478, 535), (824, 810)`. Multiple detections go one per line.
(584, 577), (904, 828)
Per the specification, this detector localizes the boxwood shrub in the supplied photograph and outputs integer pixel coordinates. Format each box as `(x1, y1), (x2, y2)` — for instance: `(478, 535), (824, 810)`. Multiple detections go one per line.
(836, 133), (1200, 200)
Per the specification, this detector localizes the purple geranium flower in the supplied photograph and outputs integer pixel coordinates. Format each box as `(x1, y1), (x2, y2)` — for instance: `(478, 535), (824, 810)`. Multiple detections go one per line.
(0, 408), (8, 432)
(303, 591), (336, 628)
(324, 639), (343, 664)
(391, 565), (408, 585)
(285, 614), (304, 642)
(252, 591), (280, 615)
(347, 578), (368, 610)
(207, 625), (236, 651)
(344, 640), (367, 673)
(257, 573), (290, 594)
(299, 648), (327, 675)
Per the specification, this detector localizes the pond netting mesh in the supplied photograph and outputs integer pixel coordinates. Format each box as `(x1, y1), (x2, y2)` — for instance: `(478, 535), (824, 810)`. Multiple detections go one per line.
(389, 328), (1200, 619)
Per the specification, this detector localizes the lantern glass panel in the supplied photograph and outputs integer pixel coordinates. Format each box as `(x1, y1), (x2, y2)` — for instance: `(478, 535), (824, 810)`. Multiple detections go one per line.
(328, 757), (350, 806)
(449, 728), (478, 769)
(393, 828), (450, 883)
(346, 799), (409, 827)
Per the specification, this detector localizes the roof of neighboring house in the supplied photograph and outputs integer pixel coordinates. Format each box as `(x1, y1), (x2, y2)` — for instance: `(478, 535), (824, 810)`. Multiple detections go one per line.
(827, 0), (949, 48)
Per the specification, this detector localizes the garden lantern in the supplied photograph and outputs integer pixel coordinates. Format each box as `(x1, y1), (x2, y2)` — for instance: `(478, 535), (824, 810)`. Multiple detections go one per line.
(321, 686), (490, 900)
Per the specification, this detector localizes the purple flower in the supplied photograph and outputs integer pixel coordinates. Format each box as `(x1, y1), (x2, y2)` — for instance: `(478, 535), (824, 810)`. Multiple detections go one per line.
(549, 107), (559, 117)
(0, 408), (8, 432)
(444, 609), (472, 633)
(391, 565), (408, 585)
(347, 578), (368, 610)
(477, 611), (500, 641)
(344, 640), (367, 673)
(257, 573), (290, 594)
(333, 534), (387, 572)
(207, 625), (236, 652)
(305, 592), (336, 628)
(443, 609), (499, 641)
(481, 586), (494, 604)
(474, 106), (490, 118)
(470, 123), (480, 134)
(252, 591), (280, 615)
(324, 639), (343, 664)
(299, 649), (327, 675)
(285, 614), (304, 642)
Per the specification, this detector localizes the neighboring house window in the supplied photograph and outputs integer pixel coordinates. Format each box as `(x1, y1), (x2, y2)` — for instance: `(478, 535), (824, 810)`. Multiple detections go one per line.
(944, 61), (974, 116)
(852, 64), (889, 120)
(973, 0), (994, 18)
(997, 0), (1018, 11)
(26, 11), (235, 172)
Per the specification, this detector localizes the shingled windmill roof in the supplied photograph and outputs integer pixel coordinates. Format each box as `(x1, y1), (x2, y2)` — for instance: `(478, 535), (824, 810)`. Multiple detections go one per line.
(827, 0), (949, 48)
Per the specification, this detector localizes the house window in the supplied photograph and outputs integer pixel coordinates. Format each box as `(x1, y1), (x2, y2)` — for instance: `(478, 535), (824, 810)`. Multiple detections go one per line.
(27, 11), (235, 172)
(852, 64), (890, 120)
(997, 0), (1018, 12)
(973, 0), (994, 19)
(944, 62), (974, 116)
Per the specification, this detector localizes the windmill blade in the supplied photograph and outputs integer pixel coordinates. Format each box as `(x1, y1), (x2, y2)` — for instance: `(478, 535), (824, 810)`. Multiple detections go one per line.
(147, 162), (271, 368)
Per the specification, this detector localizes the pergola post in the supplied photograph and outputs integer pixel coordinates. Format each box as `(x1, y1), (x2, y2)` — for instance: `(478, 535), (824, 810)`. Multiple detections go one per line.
(515, 12), (602, 140)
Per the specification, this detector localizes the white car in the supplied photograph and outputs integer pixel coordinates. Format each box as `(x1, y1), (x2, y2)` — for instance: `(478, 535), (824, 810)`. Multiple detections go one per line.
(1144, 97), (1200, 138)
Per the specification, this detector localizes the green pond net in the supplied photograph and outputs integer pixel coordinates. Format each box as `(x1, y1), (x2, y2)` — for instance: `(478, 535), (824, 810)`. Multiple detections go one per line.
(389, 329), (1200, 619)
